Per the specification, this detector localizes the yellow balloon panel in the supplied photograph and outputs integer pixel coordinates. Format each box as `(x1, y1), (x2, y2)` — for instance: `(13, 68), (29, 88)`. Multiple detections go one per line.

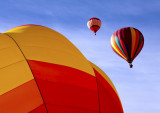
(0, 34), (24, 68)
(0, 33), (35, 95)
(0, 47), (25, 68)
(0, 33), (15, 49)
(5, 25), (95, 76)
(0, 60), (34, 95)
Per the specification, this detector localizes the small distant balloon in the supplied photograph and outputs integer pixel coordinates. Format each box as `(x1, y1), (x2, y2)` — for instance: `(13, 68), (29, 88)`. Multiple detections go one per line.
(110, 27), (144, 68)
(87, 17), (101, 35)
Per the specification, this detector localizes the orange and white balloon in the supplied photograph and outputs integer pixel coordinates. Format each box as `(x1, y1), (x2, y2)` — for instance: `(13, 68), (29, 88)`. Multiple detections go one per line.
(87, 17), (101, 35)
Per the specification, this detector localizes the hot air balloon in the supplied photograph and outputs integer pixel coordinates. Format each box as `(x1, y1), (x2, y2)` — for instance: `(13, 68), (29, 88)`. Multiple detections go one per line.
(110, 27), (144, 68)
(0, 25), (124, 113)
(87, 17), (101, 35)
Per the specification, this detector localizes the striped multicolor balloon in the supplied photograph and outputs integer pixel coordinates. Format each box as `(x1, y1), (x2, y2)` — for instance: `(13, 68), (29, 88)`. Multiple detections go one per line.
(0, 25), (124, 113)
(110, 27), (144, 68)
(87, 17), (101, 35)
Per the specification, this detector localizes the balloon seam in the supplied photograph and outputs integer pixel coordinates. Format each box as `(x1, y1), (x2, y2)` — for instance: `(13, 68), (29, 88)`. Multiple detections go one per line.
(4, 33), (49, 113)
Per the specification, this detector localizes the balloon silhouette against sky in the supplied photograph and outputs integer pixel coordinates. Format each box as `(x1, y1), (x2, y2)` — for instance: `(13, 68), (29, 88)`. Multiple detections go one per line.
(110, 27), (144, 68)
(87, 17), (101, 35)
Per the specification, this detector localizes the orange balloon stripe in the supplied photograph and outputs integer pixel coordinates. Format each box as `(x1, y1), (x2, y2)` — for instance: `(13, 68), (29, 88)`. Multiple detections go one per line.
(0, 80), (44, 113)
(93, 68), (124, 113)
(132, 40), (144, 61)
(111, 35), (127, 60)
(132, 34), (144, 61)
(130, 28), (136, 59)
(131, 30), (140, 60)
(28, 60), (99, 112)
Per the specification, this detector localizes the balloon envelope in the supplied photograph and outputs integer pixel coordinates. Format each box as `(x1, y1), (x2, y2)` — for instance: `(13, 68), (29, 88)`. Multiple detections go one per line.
(0, 25), (123, 113)
(110, 27), (144, 67)
(87, 17), (101, 35)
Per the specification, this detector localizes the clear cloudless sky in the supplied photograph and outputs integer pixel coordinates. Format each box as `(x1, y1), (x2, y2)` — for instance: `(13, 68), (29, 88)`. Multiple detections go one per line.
(0, 0), (160, 113)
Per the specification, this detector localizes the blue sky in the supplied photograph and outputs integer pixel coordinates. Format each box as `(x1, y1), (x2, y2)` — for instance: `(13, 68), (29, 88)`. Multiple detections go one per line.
(0, 0), (160, 113)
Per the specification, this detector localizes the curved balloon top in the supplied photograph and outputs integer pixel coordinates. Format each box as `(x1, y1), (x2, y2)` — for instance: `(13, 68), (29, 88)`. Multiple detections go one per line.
(88, 17), (101, 21)
(87, 17), (101, 35)
(0, 25), (124, 113)
(110, 27), (144, 68)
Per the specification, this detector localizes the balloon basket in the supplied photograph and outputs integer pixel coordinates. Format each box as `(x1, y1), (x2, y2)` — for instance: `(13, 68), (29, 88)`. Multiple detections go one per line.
(129, 63), (133, 68)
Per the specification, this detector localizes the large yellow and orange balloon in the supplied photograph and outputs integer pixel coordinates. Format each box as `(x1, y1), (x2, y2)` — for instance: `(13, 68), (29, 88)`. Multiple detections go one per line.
(111, 27), (144, 68)
(0, 25), (123, 113)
